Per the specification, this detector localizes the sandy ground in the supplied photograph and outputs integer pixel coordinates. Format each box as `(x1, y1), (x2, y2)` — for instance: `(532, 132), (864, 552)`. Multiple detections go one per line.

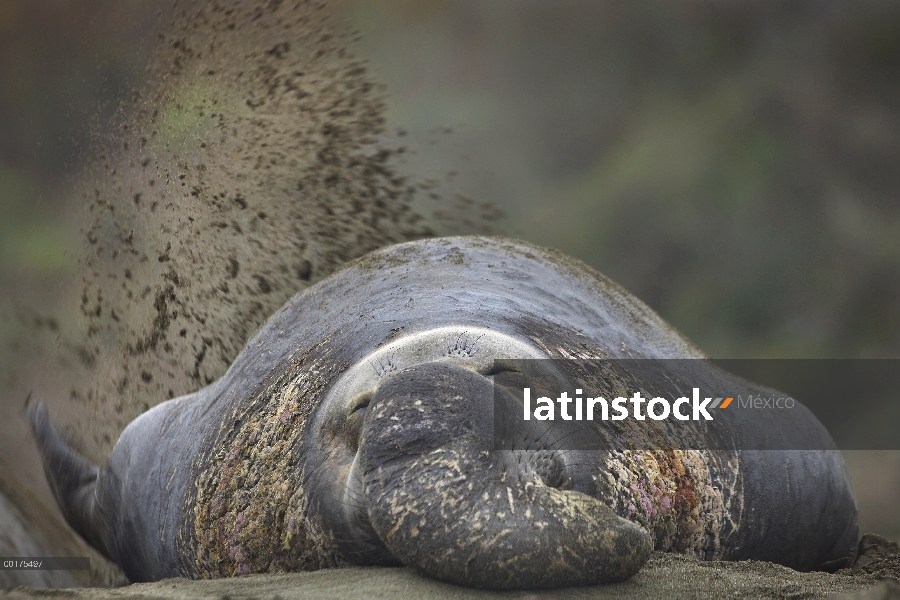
(3, 552), (899, 600)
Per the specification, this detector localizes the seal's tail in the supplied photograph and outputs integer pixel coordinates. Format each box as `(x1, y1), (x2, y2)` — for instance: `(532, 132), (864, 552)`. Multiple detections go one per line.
(27, 400), (108, 556)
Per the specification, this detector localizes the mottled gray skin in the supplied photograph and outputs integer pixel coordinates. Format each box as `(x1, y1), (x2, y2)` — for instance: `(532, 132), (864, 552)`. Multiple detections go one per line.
(28, 236), (859, 589)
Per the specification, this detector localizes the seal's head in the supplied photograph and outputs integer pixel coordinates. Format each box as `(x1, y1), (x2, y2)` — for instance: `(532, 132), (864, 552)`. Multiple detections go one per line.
(307, 324), (651, 588)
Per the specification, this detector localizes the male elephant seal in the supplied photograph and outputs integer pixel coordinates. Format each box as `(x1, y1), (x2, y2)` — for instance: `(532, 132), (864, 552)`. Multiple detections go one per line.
(29, 236), (858, 589)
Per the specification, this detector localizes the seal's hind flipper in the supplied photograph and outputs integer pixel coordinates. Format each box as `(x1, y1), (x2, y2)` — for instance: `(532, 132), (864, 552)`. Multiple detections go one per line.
(27, 400), (108, 557)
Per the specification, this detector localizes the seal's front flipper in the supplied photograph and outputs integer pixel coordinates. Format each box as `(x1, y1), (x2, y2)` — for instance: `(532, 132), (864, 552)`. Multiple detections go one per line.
(27, 400), (109, 558)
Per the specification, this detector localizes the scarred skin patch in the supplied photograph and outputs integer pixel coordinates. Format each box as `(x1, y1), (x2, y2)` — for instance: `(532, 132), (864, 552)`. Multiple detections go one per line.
(181, 348), (346, 577)
(599, 450), (741, 556)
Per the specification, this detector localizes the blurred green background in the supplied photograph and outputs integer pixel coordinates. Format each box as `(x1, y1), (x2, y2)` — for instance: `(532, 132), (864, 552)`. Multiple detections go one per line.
(342, 0), (900, 360)
(1, 0), (898, 540)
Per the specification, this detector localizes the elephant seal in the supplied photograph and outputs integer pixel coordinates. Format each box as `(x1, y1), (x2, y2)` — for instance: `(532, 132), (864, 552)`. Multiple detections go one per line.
(28, 236), (859, 589)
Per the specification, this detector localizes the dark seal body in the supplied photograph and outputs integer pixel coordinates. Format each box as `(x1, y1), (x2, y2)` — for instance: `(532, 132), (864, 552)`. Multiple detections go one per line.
(29, 236), (859, 588)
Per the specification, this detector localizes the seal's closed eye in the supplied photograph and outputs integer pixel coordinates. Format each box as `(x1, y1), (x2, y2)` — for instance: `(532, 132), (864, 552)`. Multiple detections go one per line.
(345, 396), (371, 452)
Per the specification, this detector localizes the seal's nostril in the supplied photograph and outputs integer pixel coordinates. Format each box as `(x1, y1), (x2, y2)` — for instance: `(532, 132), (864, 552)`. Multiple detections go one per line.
(540, 469), (572, 491)
(530, 451), (572, 491)
(553, 475), (573, 491)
